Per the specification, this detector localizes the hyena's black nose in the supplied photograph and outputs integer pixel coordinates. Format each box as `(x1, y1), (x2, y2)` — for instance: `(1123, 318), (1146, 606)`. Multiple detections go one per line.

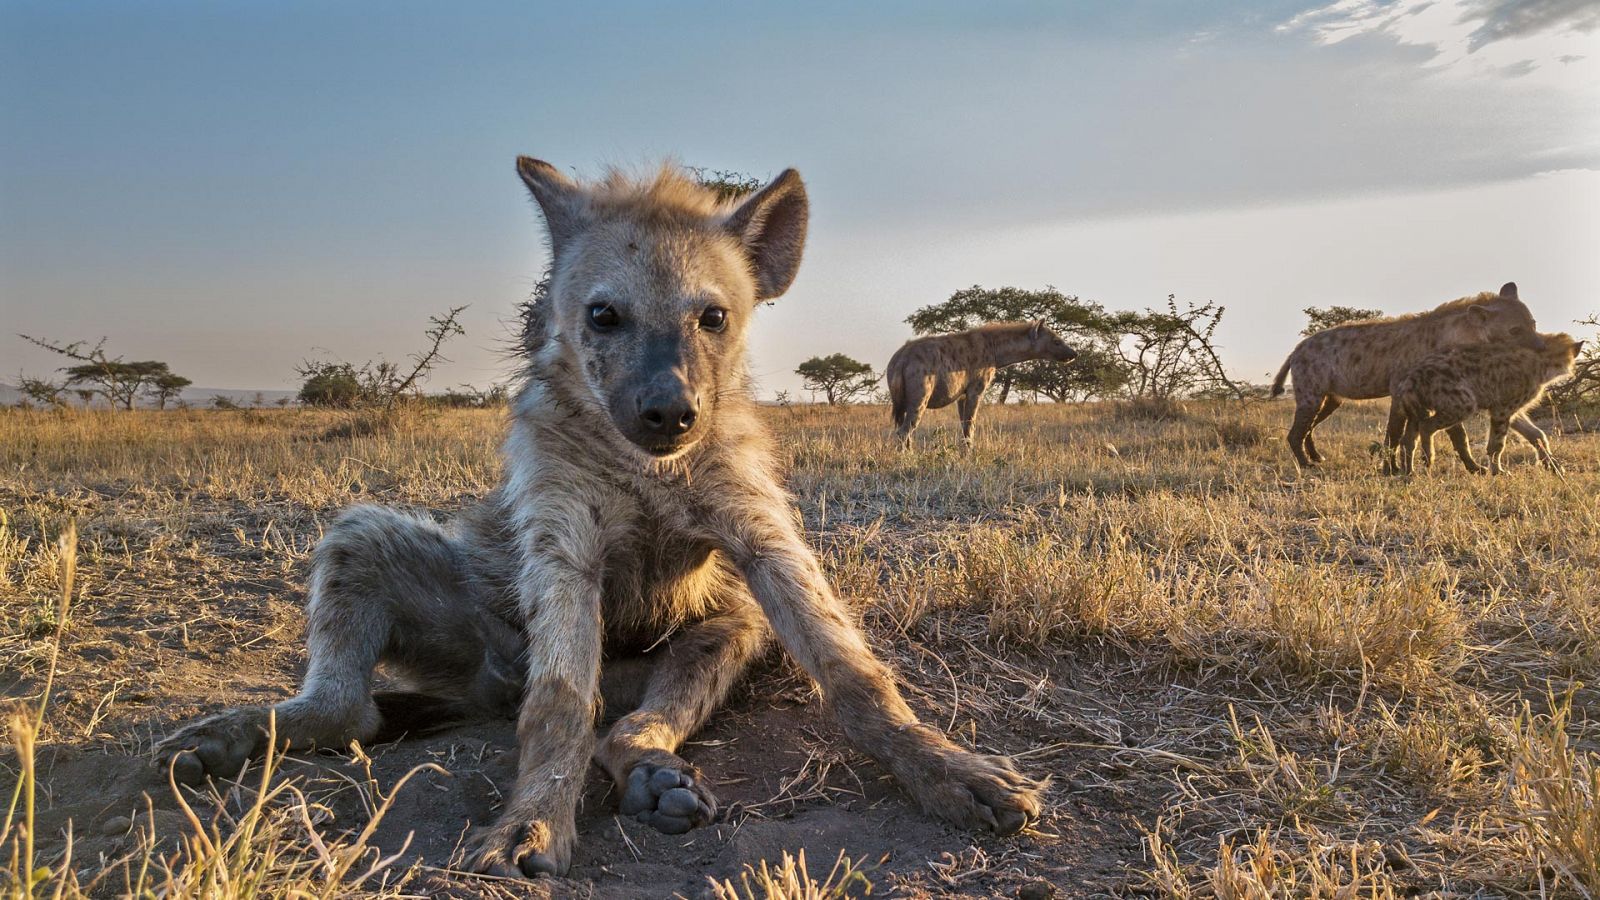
(639, 395), (699, 437)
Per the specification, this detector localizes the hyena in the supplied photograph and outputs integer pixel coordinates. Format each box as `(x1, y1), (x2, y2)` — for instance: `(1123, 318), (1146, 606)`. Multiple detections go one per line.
(1394, 332), (1584, 475)
(154, 160), (1043, 878)
(887, 321), (1078, 447)
(1269, 283), (1542, 469)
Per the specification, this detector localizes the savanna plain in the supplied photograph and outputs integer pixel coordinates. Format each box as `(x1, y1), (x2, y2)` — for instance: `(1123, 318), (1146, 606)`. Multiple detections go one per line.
(2, 399), (1597, 898)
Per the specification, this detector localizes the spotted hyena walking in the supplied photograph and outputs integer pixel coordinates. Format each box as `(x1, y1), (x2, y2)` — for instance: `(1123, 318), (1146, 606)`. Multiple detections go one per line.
(887, 321), (1078, 447)
(154, 161), (1043, 878)
(1270, 283), (1542, 469)
(1393, 332), (1584, 475)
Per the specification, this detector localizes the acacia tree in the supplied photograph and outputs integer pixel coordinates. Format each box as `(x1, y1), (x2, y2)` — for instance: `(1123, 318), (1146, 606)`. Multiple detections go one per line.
(1302, 305), (1384, 336)
(16, 374), (68, 408)
(19, 335), (189, 409)
(1544, 314), (1600, 411)
(1107, 296), (1242, 401)
(796, 354), (878, 405)
(150, 372), (192, 410)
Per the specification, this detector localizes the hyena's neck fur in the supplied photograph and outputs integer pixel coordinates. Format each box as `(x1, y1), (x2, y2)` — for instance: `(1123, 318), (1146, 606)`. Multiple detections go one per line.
(976, 324), (1047, 368)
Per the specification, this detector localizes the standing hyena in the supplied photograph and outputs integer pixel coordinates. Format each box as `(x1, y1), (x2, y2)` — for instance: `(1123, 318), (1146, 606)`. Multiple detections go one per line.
(886, 321), (1079, 447)
(154, 160), (1043, 878)
(1269, 283), (1542, 469)
(1394, 332), (1584, 475)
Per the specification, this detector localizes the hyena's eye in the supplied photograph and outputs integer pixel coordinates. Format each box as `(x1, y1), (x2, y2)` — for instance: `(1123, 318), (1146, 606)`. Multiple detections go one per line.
(699, 307), (728, 332)
(588, 303), (622, 332)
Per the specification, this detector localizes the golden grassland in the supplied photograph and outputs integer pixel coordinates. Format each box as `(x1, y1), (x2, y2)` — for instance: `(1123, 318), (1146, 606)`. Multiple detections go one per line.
(2, 400), (1598, 897)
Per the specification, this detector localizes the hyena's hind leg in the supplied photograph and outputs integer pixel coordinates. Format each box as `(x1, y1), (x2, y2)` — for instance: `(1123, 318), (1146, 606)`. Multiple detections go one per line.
(1303, 396), (1341, 464)
(895, 377), (932, 449)
(596, 589), (769, 835)
(1287, 393), (1325, 468)
(155, 505), (517, 784)
(1382, 400), (1412, 475)
(1442, 424), (1483, 473)
(1405, 402), (1472, 476)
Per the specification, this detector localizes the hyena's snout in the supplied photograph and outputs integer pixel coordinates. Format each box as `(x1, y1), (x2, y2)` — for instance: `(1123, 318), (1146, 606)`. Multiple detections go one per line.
(638, 388), (700, 438)
(628, 376), (703, 455)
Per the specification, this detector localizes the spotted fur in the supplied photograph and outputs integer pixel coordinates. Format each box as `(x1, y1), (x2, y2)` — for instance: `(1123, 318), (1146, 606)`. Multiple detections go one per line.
(1393, 332), (1583, 475)
(1270, 283), (1542, 468)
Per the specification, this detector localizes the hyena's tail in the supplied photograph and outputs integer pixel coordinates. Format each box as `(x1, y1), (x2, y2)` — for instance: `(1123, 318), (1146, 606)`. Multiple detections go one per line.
(1270, 354), (1293, 398)
(889, 366), (907, 427)
(370, 691), (487, 743)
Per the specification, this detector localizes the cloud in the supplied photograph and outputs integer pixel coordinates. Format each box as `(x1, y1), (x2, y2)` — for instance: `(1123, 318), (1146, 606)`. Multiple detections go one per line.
(1462, 0), (1600, 49)
(1280, 0), (1600, 84)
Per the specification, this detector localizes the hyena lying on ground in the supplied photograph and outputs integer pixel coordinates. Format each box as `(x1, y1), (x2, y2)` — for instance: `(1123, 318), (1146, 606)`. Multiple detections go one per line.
(154, 160), (1043, 878)
(1269, 283), (1542, 469)
(1394, 332), (1584, 475)
(886, 321), (1078, 447)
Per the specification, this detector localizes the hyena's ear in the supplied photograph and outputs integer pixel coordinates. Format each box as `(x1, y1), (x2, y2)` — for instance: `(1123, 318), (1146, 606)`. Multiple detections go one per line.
(724, 169), (808, 302)
(516, 157), (587, 253)
(1469, 305), (1491, 322)
(1030, 319), (1045, 339)
(1499, 282), (1519, 300)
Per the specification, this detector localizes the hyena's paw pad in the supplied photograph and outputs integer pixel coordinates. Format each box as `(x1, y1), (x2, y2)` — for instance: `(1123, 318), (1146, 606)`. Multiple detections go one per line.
(467, 817), (571, 879)
(619, 760), (717, 835)
(920, 751), (1044, 835)
(153, 707), (272, 786)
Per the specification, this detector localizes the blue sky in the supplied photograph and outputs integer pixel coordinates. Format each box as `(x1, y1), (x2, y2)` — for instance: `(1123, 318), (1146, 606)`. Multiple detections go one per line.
(3, 1), (1597, 396)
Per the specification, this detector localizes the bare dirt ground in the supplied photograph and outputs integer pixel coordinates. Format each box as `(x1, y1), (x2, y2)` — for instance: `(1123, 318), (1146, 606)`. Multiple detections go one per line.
(3, 401), (1598, 897)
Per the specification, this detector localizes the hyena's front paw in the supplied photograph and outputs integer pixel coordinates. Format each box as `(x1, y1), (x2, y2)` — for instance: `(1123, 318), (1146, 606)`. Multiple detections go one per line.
(153, 706), (273, 786)
(467, 813), (575, 879)
(618, 755), (717, 835)
(911, 749), (1044, 835)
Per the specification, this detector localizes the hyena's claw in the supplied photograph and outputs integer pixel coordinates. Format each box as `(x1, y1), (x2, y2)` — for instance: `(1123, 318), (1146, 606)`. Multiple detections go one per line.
(619, 760), (717, 834)
(168, 750), (206, 786)
(153, 707), (272, 785)
(467, 818), (571, 879)
(916, 750), (1044, 836)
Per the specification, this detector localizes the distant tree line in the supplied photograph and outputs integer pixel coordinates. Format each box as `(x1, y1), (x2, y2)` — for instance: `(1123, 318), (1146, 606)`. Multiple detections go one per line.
(12, 305), (507, 411)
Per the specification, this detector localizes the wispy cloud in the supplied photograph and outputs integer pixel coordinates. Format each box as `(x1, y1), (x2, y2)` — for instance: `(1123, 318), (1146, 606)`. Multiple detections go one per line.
(1280, 0), (1600, 84)
(1463, 0), (1600, 49)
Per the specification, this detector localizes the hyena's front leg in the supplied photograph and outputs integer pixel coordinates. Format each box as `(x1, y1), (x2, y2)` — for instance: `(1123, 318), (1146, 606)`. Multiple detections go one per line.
(724, 509), (1043, 834)
(595, 595), (769, 834)
(1441, 424), (1481, 473)
(1485, 413), (1512, 475)
(1510, 414), (1560, 472)
(468, 521), (606, 879)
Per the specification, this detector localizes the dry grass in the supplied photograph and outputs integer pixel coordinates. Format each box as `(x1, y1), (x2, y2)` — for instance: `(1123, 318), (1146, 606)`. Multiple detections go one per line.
(2, 398), (1597, 895)
(704, 849), (876, 900)
(1, 515), (436, 898)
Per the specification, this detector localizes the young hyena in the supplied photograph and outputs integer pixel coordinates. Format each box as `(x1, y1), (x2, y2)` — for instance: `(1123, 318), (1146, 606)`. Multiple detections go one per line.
(154, 160), (1043, 878)
(1394, 332), (1584, 475)
(1269, 283), (1542, 469)
(886, 321), (1078, 447)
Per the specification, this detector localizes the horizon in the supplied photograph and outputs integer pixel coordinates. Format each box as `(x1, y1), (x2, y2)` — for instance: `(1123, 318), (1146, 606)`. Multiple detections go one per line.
(3, 1), (1598, 399)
